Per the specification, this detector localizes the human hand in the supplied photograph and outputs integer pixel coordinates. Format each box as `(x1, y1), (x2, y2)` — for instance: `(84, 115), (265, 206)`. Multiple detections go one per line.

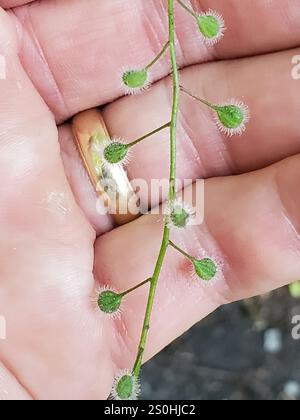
(0, 0), (299, 400)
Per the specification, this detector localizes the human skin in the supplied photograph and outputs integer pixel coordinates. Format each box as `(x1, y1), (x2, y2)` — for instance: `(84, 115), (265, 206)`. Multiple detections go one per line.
(0, 0), (300, 400)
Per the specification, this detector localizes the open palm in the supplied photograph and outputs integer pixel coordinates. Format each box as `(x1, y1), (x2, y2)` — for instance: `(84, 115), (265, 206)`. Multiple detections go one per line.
(0, 0), (300, 400)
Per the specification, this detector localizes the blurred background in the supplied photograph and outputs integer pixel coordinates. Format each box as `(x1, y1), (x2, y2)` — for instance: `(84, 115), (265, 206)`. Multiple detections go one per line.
(141, 284), (300, 400)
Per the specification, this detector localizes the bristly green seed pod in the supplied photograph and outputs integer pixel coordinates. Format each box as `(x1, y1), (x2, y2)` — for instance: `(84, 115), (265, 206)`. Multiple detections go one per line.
(166, 200), (194, 229)
(122, 69), (150, 95)
(104, 141), (129, 166)
(171, 207), (189, 228)
(111, 370), (140, 400)
(193, 258), (217, 281)
(197, 10), (225, 45)
(213, 100), (250, 137)
(97, 288), (122, 318)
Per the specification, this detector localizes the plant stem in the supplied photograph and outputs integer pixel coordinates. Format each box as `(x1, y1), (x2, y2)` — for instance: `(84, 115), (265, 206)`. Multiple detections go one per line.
(128, 122), (171, 148)
(176, 0), (198, 19)
(145, 41), (170, 70)
(132, 0), (180, 378)
(180, 85), (216, 109)
(169, 240), (194, 261)
(168, 2), (180, 203)
(120, 278), (151, 297)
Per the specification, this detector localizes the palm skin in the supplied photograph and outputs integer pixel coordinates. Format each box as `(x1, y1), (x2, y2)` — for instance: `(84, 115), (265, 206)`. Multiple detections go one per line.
(0, 0), (300, 400)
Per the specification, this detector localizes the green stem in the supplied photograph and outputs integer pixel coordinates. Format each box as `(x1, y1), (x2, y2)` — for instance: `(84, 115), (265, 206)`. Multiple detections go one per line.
(120, 278), (151, 297)
(180, 85), (216, 110)
(176, 0), (199, 19)
(169, 240), (194, 261)
(127, 122), (171, 148)
(169, 3), (180, 203)
(132, 0), (179, 378)
(145, 41), (170, 70)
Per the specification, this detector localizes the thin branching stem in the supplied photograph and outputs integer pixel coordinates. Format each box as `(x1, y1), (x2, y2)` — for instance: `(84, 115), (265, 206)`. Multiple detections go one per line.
(145, 41), (170, 70)
(176, 0), (198, 19)
(132, 0), (180, 378)
(169, 240), (194, 261)
(128, 122), (171, 148)
(120, 278), (151, 298)
(180, 85), (215, 109)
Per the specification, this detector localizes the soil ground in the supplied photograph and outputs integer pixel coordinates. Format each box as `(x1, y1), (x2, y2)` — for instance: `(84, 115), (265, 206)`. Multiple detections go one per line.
(141, 287), (300, 400)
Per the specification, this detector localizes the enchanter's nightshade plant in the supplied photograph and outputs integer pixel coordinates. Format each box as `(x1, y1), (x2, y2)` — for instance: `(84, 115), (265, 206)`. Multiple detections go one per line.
(121, 42), (170, 95)
(102, 122), (170, 166)
(95, 0), (250, 399)
(177, 0), (226, 45)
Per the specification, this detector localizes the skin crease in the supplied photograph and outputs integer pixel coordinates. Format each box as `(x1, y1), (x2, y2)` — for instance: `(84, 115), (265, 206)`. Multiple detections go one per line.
(0, 0), (299, 400)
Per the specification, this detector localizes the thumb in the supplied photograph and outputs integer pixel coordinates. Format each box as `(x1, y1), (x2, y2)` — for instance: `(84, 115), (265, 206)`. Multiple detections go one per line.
(0, 7), (91, 399)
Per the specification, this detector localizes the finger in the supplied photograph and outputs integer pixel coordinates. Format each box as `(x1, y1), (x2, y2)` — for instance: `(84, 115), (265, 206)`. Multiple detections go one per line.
(58, 124), (114, 235)
(0, 362), (31, 400)
(94, 153), (300, 364)
(102, 48), (300, 206)
(0, 0), (33, 7)
(0, 8), (99, 399)
(11, 0), (300, 121)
